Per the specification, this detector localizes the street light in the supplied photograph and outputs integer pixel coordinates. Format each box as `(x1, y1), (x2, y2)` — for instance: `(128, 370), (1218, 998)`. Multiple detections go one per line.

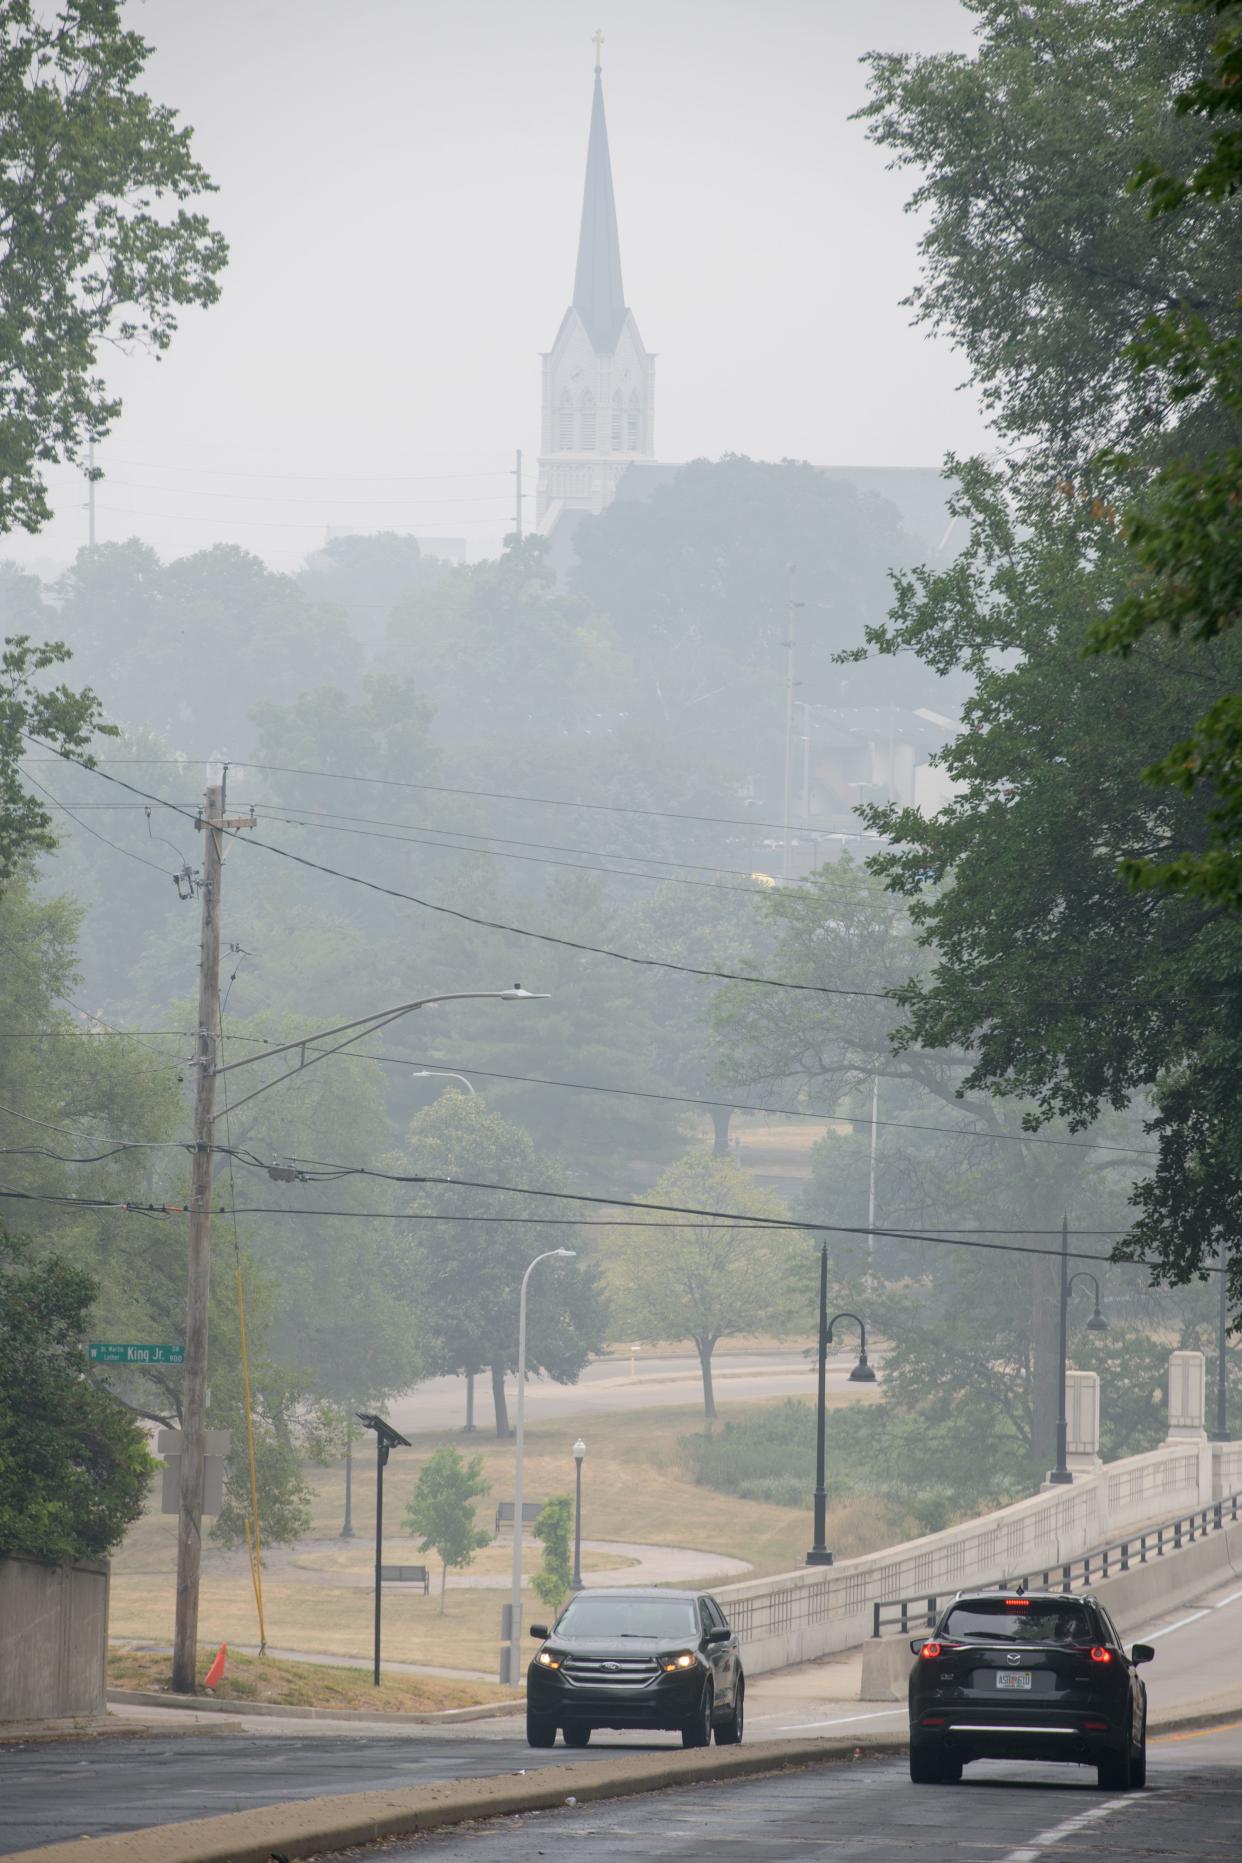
(411, 1069), (476, 1095)
(1048, 1217), (1109, 1486)
(806, 1240), (876, 1567)
(356, 1412), (411, 1686)
(172, 980), (546, 1693)
(506, 1247), (576, 1686)
(570, 1438), (587, 1591)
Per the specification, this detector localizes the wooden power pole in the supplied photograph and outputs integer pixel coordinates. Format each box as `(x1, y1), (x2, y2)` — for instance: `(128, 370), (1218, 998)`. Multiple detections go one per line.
(172, 775), (253, 1695)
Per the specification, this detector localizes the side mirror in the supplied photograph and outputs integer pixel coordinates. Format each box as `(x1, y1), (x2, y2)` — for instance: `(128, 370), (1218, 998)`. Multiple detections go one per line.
(529, 1624), (549, 1640)
(1131, 1643), (1155, 1666)
(705, 1625), (731, 1645)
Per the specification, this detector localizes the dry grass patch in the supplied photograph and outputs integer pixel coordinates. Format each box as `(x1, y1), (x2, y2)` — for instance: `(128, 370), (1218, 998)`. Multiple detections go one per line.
(107, 1648), (511, 1712)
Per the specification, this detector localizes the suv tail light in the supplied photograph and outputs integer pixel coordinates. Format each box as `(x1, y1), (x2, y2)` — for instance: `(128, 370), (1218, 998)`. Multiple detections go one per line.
(1089, 1647), (1112, 1665)
(919, 1642), (942, 1659)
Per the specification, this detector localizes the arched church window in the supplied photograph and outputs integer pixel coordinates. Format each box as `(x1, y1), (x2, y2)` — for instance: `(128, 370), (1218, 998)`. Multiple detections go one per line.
(557, 390), (574, 451)
(611, 392), (623, 451)
(580, 391), (596, 452)
(627, 391), (641, 451)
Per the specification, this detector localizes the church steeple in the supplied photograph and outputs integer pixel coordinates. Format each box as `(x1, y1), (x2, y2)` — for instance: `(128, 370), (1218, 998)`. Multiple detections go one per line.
(572, 61), (626, 354)
(537, 39), (657, 532)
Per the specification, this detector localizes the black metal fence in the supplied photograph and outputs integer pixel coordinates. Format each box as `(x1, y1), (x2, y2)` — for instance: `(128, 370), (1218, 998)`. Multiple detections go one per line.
(870, 1489), (1242, 1639)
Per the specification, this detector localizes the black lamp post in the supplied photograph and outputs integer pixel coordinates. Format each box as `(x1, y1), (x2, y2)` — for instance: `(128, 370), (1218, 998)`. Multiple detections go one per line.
(1048, 1217), (1108, 1486)
(807, 1242), (876, 1567)
(357, 1412), (410, 1686)
(570, 1437), (586, 1590)
(1212, 1233), (1232, 1444)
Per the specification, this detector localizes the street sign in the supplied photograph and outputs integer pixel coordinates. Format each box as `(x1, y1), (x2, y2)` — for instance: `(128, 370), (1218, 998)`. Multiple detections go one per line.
(88, 1342), (185, 1366)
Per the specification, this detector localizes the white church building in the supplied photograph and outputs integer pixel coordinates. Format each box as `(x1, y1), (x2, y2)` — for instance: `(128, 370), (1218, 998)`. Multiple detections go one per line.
(536, 54), (656, 531)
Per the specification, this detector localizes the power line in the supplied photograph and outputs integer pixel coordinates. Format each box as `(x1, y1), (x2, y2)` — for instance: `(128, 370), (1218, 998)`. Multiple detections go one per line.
(0, 1179), (1169, 1271)
(24, 772), (176, 879)
(102, 480), (523, 509)
(24, 743), (893, 1000)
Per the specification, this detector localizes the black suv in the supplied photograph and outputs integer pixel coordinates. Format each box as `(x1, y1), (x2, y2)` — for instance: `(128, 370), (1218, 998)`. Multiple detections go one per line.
(908, 1589), (1153, 1789)
(526, 1587), (744, 1749)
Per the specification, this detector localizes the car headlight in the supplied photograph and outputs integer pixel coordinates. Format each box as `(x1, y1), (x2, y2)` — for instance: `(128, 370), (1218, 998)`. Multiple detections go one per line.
(662, 1652), (696, 1672)
(536, 1651), (560, 1669)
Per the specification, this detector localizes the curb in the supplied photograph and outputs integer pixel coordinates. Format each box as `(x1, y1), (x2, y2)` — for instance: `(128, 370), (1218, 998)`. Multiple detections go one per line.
(1149, 1699), (1242, 1739)
(105, 1688), (524, 1727)
(1, 1733), (905, 1863)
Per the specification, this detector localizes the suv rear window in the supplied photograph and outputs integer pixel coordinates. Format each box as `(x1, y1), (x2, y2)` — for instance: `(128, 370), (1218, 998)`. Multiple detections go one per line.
(941, 1597), (1095, 1644)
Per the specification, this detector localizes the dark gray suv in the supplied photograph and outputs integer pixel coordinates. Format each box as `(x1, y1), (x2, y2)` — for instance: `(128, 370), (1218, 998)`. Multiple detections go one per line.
(526, 1587), (744, 1749)
(908, 1589), (1153, 1789)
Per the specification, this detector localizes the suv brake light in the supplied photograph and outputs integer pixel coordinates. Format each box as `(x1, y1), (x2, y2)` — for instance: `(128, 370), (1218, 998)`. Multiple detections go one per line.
(1089, 1646), (1112, 1664)
(920, 1642), (942, 1659)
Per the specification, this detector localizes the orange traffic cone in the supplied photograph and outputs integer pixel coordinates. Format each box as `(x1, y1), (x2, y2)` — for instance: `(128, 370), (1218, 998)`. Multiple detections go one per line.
(203, 1644), (227, 1693)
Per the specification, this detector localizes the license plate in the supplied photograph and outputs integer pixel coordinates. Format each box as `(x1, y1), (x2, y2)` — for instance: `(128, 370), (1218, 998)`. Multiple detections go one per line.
(996, 1672), (1032, 1690)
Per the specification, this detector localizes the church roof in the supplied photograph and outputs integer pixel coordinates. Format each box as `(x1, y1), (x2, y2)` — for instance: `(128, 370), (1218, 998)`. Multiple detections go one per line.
(572, 67), (627, 354)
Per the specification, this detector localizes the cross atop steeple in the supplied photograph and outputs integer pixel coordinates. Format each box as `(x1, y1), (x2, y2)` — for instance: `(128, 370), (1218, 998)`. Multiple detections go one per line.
(592, 28), (604, 71)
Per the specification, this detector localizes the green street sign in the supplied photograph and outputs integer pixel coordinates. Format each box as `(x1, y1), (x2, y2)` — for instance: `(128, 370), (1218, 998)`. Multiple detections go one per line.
(88, 1342), (185, 1366)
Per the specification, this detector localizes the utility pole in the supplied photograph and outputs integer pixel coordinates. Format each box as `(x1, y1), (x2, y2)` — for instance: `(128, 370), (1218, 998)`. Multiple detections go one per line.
(781, 565), (804, 883)
(514, 448), (523, 542)
(87, 438), (96, 548)
(172, 773), (255, 1695)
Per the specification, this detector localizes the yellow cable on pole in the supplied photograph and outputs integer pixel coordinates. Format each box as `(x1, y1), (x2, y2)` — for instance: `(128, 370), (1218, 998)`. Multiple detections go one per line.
(234, 1250), (267, 1652)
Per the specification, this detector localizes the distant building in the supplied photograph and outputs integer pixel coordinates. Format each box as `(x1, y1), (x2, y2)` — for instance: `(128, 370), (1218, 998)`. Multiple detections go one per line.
(536, 51), (656, 531)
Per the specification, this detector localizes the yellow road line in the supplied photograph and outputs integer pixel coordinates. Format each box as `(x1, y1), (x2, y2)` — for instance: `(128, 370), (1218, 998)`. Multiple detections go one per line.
(1151, 1717), (1242, 1744)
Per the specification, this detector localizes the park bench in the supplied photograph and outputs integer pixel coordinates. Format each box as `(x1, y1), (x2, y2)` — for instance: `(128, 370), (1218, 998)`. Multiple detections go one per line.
(379, 1563), (430, 1594)
(495, 1500), (544, 1537)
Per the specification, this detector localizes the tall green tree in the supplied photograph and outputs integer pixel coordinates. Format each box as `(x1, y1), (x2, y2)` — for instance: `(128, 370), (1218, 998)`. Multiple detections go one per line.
(0, 1), (226, 533)
(602, 1153), (796, 1422)
(398, 1092), (605, 1437)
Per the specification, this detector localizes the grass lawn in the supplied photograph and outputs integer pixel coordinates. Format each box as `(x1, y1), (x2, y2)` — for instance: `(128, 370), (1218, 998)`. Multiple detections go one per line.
(107, 1647), (513, 1712)
(109, 1390), (895, 1677)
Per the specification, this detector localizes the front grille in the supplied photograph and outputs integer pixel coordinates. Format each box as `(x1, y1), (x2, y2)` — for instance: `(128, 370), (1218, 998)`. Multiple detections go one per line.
(560, 1655), (662, 1689)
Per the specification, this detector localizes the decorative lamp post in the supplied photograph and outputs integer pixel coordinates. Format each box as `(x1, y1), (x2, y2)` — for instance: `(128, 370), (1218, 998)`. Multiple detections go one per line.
(506, 1248), (576, 1686)
(570, 1438), (586, 1591)
(356, 1412), (410, 1686)
(1212, 1234), (1232, 1444)
(340, 1419), (356, 1539)
(1048, 1217), (1109, 1486)
(806, 1240), (876, 1567)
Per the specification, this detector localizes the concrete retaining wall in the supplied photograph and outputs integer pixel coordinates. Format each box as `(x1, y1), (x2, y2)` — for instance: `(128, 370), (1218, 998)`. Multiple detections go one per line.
(859, 1517), (1242, 1701)
(0, 1555), (109, 1721)
(716, 1440), (1214, 1678)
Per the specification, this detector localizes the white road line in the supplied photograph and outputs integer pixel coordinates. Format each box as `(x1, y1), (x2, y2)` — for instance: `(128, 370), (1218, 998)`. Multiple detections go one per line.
(998, 1793), (1142, 1863)
(777, 1709), (906, 1731)
(1143, 1608), (1211, 1639)
(1213, 1585), (1242, 1609)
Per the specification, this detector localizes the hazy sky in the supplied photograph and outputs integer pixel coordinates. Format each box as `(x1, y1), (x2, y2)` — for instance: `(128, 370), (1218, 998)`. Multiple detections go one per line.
(17, 0), (989, 572)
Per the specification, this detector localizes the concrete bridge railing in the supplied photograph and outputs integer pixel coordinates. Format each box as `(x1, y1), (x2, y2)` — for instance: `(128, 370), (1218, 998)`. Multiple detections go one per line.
(715, 1348), (1237, 1677)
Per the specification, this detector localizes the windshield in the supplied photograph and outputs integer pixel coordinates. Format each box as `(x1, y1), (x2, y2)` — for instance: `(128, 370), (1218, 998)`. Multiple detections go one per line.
(941, 1599), (1095, 1644)
(554, 1596), (698, 1640)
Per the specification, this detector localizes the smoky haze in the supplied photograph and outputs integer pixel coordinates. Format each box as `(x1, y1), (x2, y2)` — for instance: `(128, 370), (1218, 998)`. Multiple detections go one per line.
(8, 0), (985, 571)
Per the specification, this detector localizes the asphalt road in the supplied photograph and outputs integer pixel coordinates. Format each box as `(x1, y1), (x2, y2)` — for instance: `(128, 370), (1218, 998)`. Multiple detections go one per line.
(352, 1729), (1242, 1863)
(3, 1568), (1239, 1856)
(386, 1348), (843, 1436)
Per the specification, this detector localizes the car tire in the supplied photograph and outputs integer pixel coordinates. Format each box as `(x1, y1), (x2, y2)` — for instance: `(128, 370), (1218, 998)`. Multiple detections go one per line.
(562, 1725), (591, 1748)
(1097, 1743), (1133, 1792)
(910, 1742), (960, 1784)
(682, 1680), (714, 1748)
(526, 1709), (557, 1748)
(1131, 1718), (1147, 1789)
(715, 1677), (745, 1746)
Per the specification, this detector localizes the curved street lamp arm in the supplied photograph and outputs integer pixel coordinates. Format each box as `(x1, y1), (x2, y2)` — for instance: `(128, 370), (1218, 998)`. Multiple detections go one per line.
(1068, 1271), (1102, 1304)
(825, 1310), (868, 1352)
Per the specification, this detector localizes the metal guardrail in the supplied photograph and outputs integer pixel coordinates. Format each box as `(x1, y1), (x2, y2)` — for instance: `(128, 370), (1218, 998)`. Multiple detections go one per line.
(870, 1489), (1242, 1639)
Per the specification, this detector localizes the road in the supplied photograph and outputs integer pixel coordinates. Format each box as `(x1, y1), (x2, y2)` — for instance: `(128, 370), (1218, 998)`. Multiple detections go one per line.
(3, 1568), (1240, 1856)
(386, 1347), (857, 1435)
(361, 1729), (1242, 1862)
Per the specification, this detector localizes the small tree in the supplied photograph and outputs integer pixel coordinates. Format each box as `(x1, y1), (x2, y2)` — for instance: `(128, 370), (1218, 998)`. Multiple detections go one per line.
(404, 1444), (490, 1614)
(531, 1495), (573, 1614)
(0, 1235), (153, 1562)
